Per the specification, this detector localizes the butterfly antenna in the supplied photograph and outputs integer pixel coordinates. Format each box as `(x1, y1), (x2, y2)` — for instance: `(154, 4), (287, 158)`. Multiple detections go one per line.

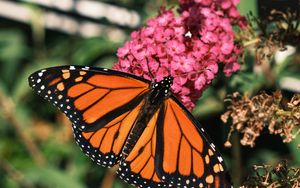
(156, 58), (161, 71)
(146, 57), (156, 81)
(164, 38), (172, 77)
(167, 62), (171, 77)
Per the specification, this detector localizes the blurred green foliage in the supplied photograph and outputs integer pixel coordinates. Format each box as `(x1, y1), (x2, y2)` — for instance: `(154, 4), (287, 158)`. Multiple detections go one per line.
(0, 1), (299, 188)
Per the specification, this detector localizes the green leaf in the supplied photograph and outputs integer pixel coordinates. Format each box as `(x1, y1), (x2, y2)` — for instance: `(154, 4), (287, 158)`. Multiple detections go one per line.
(288, 136), (300, 164)
(0, 30), (29, 62)
(274, 56), (294, 78)
(238, 0), (258, 17)
(248, 149), (280, 165)
(192, 87), (224, 118)
(0, 30), (30, 89)
(228, 72), (265, 95)
(94, 56), (118, 69)
(71, 37), (119, 66)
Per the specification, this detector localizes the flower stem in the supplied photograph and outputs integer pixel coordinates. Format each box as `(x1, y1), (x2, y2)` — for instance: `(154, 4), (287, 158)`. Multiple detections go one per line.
(243, 38), (261, 47)
(0, 89), (46, 166)
(100, 166), (117, 188)
(232, 132), (242, 186)
(276, 109), (292, 116)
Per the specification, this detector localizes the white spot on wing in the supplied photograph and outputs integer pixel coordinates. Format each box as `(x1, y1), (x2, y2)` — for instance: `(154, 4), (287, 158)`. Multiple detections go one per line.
(218, 156), (223, 162)
(211, 144), (216, 151)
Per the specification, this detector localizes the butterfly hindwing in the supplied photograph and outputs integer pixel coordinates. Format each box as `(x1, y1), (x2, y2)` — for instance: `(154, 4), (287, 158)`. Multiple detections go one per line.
(28, 66), (150, 167)
(72, 100), (144, 167)
(117, 108), (169, 187)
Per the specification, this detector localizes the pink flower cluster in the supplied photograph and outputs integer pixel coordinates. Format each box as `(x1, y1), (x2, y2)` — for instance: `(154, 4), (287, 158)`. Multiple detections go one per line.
(113, 0), (246, 110)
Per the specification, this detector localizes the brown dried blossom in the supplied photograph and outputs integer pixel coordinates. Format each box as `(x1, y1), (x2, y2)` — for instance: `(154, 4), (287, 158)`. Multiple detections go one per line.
(222, 91), (300, 147)
(254, 8), (300, 65)
(237, 4), (300, 65)
(241, 160), (300, 188)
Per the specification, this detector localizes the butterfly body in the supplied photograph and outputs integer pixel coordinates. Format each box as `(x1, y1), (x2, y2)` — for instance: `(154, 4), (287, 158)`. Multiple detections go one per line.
(29, 66), (232, 188)
(123, 76), (173, 157)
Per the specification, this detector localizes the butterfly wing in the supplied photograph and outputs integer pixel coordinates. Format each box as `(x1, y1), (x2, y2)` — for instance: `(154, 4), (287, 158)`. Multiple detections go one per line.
(117, 95), (231, 188)
(117, 107), (167, 187)
(28, 66), (150, 167)
(157, 96), (232, 188)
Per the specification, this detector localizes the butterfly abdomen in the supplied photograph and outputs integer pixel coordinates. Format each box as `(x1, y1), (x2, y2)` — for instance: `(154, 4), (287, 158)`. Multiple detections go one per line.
(122, 97), (160, 157)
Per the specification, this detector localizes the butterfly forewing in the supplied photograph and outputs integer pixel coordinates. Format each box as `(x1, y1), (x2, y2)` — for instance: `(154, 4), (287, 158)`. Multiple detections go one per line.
(156, 97), (231, 188)
(28, 66), (150, 167)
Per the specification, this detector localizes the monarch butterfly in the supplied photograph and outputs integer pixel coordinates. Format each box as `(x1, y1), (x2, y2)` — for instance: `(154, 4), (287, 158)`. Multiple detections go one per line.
(28, 65), (232, 188)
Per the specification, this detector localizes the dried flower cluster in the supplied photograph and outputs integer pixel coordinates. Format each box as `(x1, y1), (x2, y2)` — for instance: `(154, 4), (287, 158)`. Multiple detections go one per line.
(241, 160), (300, 188)
(114, 0), (246, 110)
(237, 4), (300, 65)
(222, 91), (300, 147)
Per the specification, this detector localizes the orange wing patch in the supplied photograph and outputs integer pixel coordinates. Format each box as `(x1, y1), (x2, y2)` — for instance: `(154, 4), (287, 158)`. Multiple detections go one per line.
(87, 75), (148, 88)
(74, 88), (109, 110)
(82, 88), (146, 124)
(179, 137), (192, 176)
(126, 110), (159, 181)
(80, 101), (143, 154)
(117, 110), (165, 187)
(63, 73), (149, 125)
(68, 83), (94, 97)
(163, 99), (204, 177)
